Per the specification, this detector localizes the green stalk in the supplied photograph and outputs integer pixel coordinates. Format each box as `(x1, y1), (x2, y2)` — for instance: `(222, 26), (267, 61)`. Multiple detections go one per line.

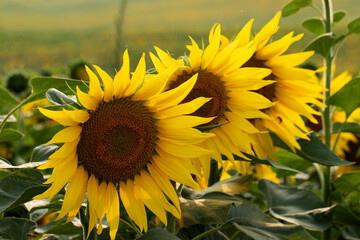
(322, 0), (334, 239)
(79, 206), (97, 240)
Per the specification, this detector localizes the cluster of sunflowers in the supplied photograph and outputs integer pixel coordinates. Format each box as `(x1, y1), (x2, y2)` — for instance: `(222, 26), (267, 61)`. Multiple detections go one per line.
(30, 11), (359, 240)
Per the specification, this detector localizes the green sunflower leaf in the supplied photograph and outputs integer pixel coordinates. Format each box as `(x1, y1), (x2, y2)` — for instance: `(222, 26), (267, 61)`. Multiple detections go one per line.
(234, 152), (303, 174)
(227, 202), (316, 240)
(0, 128), (24, 142)
(281, 0), (312, 17)
(348, 16), (360, 34)
(180, 177), (245, 225)
(275, 149), (312, 177)
(138, 227), (181, 240)
(195, 121), (229, 132)
(302, 18), (324, 35)
(333, 122), (360, 134)
(304, 33), (346, 58)
(259, 179), (334, 231)
(343, 226), (360, 239)
(332, 205), (360, 226)
(0, 77), (88, 132)
(296, 132), (352, 166)
(333, 172), (360, 195)
(30, 144), (58, 163)
(333, 11), (346, 23)
(0, 217), (37, 240)
(327, 77), (360, 117)
(0, 169), (48, 213)
(46, 88), (75, 106)
(0, 86), (19, 106)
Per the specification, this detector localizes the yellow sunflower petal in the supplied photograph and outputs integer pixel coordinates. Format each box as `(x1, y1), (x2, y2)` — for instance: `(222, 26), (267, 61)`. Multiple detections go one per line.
(124, 53), (146, 96)
(152, 156), (200, 190)
(86, 65), (104, 103)
(156, 140), (212, 160)
(56, 165), (88, 221)
(234, 18), (254, 46)
(34, 156), (78, 200)
(188, 36), (202, 71)
(256, 32), (303, 60)
(201, 24), (221, 69)
(46, 126), (82, 145)
(158, 128), (215, 145)
(76, 86), (98, 111)
(253, 11), (281, 49)
(120, 181), (147, 232)
(114, 49), (130, 98)
(86, 174), (99, 239)
(145, 74), (198, 111)
(39, 108), (78, 126)
(154, 97), (211, 119)
(157, 115), (214, 130)
(106, 182), (120, 240)
(63, 109), (90, 124)
(147, 164), (181, 212)
(133, 65), (177, 101)
(266, 51), (314, 67)
(38, 150), (76, 170)
(154, 46), (179, 68)
(49, 138), (80, 160)
(93, 65), (114, 102)
(95, 181), (108, 223)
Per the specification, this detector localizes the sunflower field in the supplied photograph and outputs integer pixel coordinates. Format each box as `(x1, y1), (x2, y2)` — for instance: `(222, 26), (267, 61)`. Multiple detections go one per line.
(0, 0), (360, 239)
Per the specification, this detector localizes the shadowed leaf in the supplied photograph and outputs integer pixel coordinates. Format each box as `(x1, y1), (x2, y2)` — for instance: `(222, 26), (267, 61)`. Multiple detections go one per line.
(0, 128), (24, 142)
(0, 169), (49, 213)
(0, 217), (37, 240)
(259, 179), (334, 231)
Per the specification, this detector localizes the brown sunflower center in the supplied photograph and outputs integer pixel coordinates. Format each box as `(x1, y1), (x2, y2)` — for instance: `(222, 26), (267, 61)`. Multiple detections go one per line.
(77, 97), (157, 183)
(169, 71), (227, 126)
(242, 56), (277, 101)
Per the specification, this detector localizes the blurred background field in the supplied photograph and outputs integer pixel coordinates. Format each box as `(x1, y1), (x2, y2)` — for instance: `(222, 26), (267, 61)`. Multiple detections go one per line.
(0, 0), (359, 77)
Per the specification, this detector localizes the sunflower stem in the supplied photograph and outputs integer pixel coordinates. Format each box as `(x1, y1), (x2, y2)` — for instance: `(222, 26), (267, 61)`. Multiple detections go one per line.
(79, 206), (89, 240)
(321, 0), (334, 239)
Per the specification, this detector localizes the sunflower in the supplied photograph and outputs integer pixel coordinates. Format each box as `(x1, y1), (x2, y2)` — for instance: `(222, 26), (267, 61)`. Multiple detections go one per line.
(34, 50), (215, 239)
(219, 12), (326, 159)
(149, 24), (275, 183)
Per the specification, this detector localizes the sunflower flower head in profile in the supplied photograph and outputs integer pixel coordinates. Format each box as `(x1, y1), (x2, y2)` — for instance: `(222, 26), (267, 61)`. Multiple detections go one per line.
(221, 12), (327, 160)
(150, 24), (275, 184)
(34, 50), (215, 239)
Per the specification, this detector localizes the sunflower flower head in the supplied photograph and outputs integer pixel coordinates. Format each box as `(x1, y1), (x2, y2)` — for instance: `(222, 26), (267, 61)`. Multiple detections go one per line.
(222, 12), (327, 159)
(34, 50), (215, 239)
(150, 23), (275, 183)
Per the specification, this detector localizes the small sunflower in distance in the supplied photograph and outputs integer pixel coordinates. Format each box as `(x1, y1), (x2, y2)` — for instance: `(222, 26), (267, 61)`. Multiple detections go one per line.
(150, 24), (275, 182)
(222, 12), (326, 159)
(34, 50), (214, 239)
